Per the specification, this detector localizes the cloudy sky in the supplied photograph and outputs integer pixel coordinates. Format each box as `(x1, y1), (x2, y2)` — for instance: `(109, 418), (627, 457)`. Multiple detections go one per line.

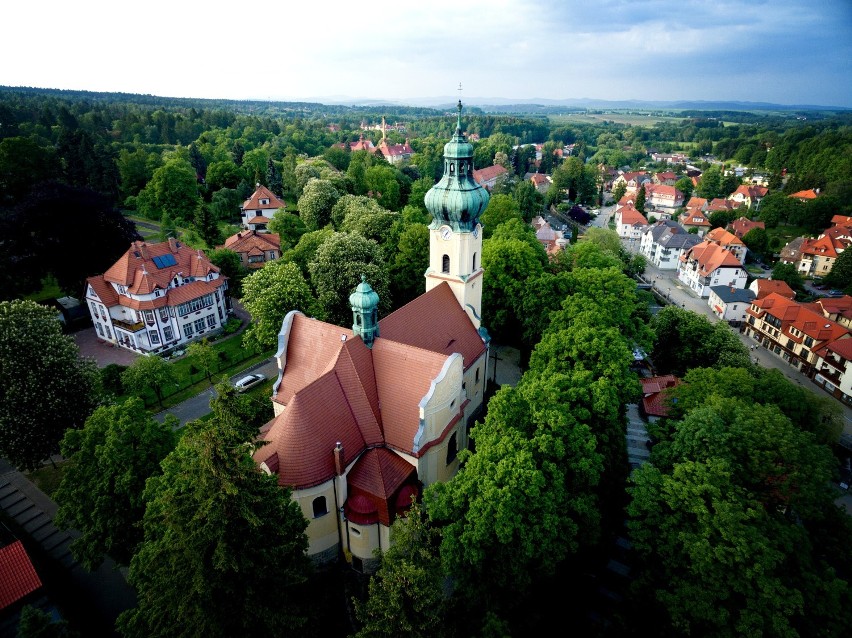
(4, 0), (851, 107)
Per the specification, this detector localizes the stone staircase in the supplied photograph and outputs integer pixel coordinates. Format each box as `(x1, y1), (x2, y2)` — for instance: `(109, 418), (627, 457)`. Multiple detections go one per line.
(0, 474), (78, 570)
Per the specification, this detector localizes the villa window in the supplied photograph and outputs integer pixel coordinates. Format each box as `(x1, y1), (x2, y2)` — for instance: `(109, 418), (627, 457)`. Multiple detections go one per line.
(183, 324), (193, 338)
(312, 496), (328, 518)
(163, 326), (174, 341)
(442, 254), (450, 273)
(149, 331), (160, 345)
(95, 323), (103, 337)
(206, 315), (216, 329)
(159, 308), (169, 322)
(194, 318), (205, 332)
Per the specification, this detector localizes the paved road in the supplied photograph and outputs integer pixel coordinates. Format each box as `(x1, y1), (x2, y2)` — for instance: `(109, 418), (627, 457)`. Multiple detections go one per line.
(153, 357), (280, 426)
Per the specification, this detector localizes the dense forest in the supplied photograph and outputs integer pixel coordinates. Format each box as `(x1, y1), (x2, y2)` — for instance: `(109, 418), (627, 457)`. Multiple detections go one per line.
(1, 87), (851, 637)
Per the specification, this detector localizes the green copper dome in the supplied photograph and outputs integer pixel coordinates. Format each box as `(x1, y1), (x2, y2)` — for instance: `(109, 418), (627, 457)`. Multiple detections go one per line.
(424, 101), (490, 232)
(349, 275), (379, 348)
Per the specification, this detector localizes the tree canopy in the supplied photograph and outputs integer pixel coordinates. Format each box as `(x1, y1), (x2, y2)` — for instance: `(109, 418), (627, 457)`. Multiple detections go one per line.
(117, 385), (313, 638)
(54, 398), (176, 569)
(0, 300), (101, 470)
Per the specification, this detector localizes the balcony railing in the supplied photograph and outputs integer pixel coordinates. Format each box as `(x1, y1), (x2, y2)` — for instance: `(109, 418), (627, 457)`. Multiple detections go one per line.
(113, 319), (145, 332)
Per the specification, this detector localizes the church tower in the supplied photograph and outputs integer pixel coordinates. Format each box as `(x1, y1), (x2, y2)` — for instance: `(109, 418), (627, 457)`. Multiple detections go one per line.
(424, 101), (490, 330)
(349, 275), (380, 348)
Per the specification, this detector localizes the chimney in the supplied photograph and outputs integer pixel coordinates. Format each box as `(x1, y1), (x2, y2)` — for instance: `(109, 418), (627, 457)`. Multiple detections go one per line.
(168, 237), (179, 253)
(138, 241), (149, 260)
(334, 442), (344, 476)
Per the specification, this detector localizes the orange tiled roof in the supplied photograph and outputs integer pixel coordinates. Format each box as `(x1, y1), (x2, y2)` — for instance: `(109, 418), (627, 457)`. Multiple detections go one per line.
(641, 375), (679, 417)
(728, 216), (765, 238)
(619, 206), (648, 226)
(472, 164), (507, 184)
(221, 231), (281, 254)
(0, 541), (42, 610)
(686, 196), (707, 210)
(789, 188), (818, 200)
(241, 184), (286, 212)
(681, 241), (742, 275)
(753, 279), (795, 300)
(258, 282), (486, 490)
(800, 235), (840, 259)
(706, 227), (744, 247)
(102, 240), (220, 295)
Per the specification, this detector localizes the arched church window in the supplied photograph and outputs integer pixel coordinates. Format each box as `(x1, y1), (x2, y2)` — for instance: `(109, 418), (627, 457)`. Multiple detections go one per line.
(450, 163), (455, 175)
(312, 496), (328, 517)
(442, 254), (450, 273)
(355, 315), (362, 326)
(472, 252), (477, 270)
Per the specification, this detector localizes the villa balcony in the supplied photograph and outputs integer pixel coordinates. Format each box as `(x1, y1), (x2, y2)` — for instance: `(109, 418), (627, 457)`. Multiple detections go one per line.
(113, 319), (145, 332)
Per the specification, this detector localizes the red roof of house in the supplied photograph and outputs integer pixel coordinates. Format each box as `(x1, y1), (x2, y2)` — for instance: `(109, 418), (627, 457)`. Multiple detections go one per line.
(0, 541), (42, 610)
(681, 241), (742, 275)
(101, 239), (220, 295)
(472, 164), (507, 185)
(686, 196), (707, 210)
(241, 184), (286, 212)
(221, 231), (281, 256)
(789, 188), (818, 200)
(706, 227), (744, 247)
(640, 375), (679, 417)
(728, 216), (765, 239)
(753, 279), (795, 300)
(378, 139), (413, 159)
(618, 205), (648, 226)
(530, 173), (550, 186)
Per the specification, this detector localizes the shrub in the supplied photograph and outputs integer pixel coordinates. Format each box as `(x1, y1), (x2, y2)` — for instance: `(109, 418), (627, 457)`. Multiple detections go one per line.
(222, 317), (242, 335)
(101, 364), (128, 396)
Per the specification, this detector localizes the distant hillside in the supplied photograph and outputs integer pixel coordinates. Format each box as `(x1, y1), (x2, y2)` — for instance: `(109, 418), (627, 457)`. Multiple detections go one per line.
(296, 94), (852, 114)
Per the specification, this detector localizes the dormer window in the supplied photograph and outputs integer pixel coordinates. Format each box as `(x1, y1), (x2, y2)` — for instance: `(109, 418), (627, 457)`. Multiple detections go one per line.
(260, 198), (269, 205)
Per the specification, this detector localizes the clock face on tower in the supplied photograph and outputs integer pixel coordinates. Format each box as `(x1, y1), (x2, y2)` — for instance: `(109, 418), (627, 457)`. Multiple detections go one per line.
(440, 225), (452, 240)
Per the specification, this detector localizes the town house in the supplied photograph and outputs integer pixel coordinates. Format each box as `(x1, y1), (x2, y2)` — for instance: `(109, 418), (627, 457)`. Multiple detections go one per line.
(677, 240), (747, 297)
(744, 292), (850, 379)
(639, 220), (701, 270)
(241, 184), (286, 232)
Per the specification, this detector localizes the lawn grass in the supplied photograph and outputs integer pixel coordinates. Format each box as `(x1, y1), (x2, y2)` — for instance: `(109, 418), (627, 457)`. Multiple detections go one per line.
(24, 274), (63, 303)
(119, 329), (275, 412)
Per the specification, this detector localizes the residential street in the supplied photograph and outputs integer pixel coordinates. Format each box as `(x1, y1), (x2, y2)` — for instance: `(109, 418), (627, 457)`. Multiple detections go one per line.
(625, 238), (852, 443)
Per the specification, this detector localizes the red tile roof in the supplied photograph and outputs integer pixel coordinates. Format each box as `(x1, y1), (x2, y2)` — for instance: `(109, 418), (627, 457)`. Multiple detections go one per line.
(102, 239), (220, 295)
(728, 216), (765, 239)
(257, 282), (486, 490)
(241, 184), (286, 212)
(753, 279), (795, 300)
(681, 241), (742, 275)
(789, 188), (818, 200)
(221, 231), (281, 255)
(472, 164), (508, 185)
(640, 375), (679, 417)
(0, 541), (42, 610)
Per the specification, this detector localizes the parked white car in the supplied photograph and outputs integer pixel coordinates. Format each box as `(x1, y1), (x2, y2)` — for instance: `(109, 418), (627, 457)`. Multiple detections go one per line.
(234, 373), (266, 393)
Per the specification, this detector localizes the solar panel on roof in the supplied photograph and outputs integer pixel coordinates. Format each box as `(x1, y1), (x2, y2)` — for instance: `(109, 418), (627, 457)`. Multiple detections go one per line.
(153, 254), (177, 269)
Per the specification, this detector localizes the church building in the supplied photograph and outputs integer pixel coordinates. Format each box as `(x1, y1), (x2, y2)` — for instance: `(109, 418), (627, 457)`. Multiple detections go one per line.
(253, 102), (490, 572)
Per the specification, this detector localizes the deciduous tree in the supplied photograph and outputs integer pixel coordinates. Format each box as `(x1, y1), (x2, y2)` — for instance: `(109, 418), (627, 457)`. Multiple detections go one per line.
(0, 300), (101, 470)
(308, 232), (390, 327)
(240, 260), (318, 351)
(54, 398), (176, 569)
(352, 501), (449, 638)
(297, 178), (341, 231)
(121, 354), (177, 409)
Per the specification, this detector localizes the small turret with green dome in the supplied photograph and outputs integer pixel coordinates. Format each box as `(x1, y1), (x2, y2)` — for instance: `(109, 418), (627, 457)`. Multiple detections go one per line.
(424, 100), (490, 233)
(349, 275), (380, 348)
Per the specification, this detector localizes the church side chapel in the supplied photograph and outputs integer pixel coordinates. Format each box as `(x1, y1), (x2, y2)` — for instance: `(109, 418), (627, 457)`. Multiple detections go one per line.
(253, 102), (492, 572)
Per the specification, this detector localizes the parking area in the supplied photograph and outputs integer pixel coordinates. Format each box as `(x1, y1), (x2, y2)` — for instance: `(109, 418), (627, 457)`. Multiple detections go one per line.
(72, 327), (140, 368)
